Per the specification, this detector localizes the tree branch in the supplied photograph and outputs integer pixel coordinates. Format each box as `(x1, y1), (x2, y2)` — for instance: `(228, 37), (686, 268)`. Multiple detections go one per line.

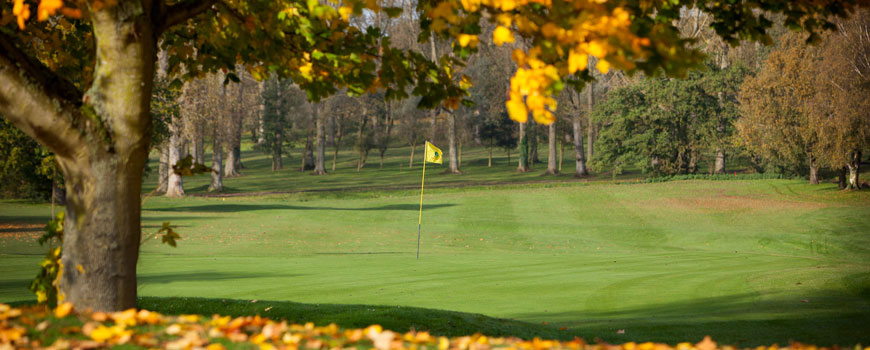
(154, 0), (217, 36)
(0, 31), (87, 159)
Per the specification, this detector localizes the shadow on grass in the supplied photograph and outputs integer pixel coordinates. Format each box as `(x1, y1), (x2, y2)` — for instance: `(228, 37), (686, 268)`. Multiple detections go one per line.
(515, 291), (870, 347)
(146, 203), (457, 213)
(131, 293), (870, 347)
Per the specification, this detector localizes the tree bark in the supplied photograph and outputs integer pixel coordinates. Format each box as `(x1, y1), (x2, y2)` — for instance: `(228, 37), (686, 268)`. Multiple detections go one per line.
(847, 150), (862, 190)
(517, 122), (529, 172)
(447, 112), (460, 173)
(156, 145), (169, 193)
(714, 148), (726, 174)
(546, 123), (558, 175)
(209, 127), (224, 192)
(165, 127), (185, 197)
(808, 151), (819, 185)
(573, 103), (588, 177)
(302, 129), (314, 171)
(586, 75), (595, 162)
(838, 166), (848, 189)
(528, 122), (538, 167)
(313, 105), (327, 175)
(58, 9), (154, 311)
(488, 140), (493, 167)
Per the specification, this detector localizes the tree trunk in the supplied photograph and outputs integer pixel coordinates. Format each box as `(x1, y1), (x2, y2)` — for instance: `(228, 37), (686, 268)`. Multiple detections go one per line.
(847, 150), (861, 190)
(488, 140), (493, 167)
(573, 104), (587, 177)
(192, 133), (204, 165)
(558, 139), (563, 172)
(586, 79), (595, 162)
(529, 122), (538, 167)
(447, 112), (460, 173)
(313, 106), (327, 175)
(546, 123), (558, 175)
(165, 125), (185, 197)
(209, 130), (224, 192)
(224, 83), (243, 177)
(327, 114), (336, 147)
(303, 129), (315, 171)
(459, 138), (463, 168)
(517, 122), (529, 172)
(224, 143), (240, 177)
(272, 128), (283, 171)
(808, 152), (819, 185)
(714, 148), (726, 174)
(156, 145), (169, 193)
(357, 109), (368, 172)
(60, 10), (155, 312)
(838, 166), (848, 189)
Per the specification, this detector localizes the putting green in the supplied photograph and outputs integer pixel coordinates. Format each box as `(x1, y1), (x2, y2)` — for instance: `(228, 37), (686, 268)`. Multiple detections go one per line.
(1, 180), (868, 345)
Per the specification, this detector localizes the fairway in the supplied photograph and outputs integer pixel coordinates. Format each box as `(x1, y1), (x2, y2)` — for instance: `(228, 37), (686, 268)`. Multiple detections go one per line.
(2, 179), (869, 346)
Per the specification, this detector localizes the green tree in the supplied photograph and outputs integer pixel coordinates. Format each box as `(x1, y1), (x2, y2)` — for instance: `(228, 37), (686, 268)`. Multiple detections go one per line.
(591, 69), (723, 176)
(0, 116), (53, 199)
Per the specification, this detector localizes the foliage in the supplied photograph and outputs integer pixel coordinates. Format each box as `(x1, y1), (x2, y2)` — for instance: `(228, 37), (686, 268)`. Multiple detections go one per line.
(421, 0), (866, 125)
(0, 117), (54, 199)
(27, 212), (64, 308)
(0, 302), (854, 350)
(591, 64), (745, 176)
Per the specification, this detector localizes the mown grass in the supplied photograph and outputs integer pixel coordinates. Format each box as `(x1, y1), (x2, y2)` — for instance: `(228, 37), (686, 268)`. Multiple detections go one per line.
(1, 143), (869, 346)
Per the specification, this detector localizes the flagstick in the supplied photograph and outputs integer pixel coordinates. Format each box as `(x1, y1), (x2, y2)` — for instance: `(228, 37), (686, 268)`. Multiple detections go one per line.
(417, 157), (427, 260)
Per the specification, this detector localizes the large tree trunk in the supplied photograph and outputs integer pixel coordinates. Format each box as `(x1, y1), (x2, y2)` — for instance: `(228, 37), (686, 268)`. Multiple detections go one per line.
(546, 123), (558, 175)
(313, 106), (327, 175)
(808, 151), (819, 185)
(272, 129), (283, 171)
(59, 10), (155, 311)
(517, 122), (529, 172)
(165, 122), (185, 197)
(447, 112), (460, 173)
(847, 150), (862, 190)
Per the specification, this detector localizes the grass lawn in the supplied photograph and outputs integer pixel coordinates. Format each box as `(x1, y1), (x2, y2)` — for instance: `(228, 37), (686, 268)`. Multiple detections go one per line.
(1, 144), (868, 346)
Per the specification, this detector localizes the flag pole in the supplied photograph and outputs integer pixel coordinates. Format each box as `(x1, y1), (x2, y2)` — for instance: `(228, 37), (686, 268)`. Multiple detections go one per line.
(417, 146), (427, 260)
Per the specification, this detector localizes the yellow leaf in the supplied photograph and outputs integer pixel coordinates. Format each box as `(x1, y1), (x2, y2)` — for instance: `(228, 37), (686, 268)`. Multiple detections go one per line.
(506, 97), (528, 123)
(596, 59), (611, 74)
(493, 26), (515, 46)
(90, 325), (115, 342)
(568, 49), (588, 73)
(457, 34), (478, 48)
(587, 41), (607, 58)
(54, 302), (73, 318)
(339, 6), (352, 21)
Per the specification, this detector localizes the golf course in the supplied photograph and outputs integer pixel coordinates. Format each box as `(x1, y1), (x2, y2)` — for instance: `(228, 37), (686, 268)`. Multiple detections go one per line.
(2, 146), (868, 347)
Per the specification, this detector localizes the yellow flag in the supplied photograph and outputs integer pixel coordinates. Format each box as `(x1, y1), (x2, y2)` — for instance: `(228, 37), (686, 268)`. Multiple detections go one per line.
(424, 141), (443, 164)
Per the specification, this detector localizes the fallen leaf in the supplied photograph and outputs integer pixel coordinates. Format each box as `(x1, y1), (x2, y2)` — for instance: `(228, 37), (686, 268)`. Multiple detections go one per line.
(696, 336), (716, 350)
